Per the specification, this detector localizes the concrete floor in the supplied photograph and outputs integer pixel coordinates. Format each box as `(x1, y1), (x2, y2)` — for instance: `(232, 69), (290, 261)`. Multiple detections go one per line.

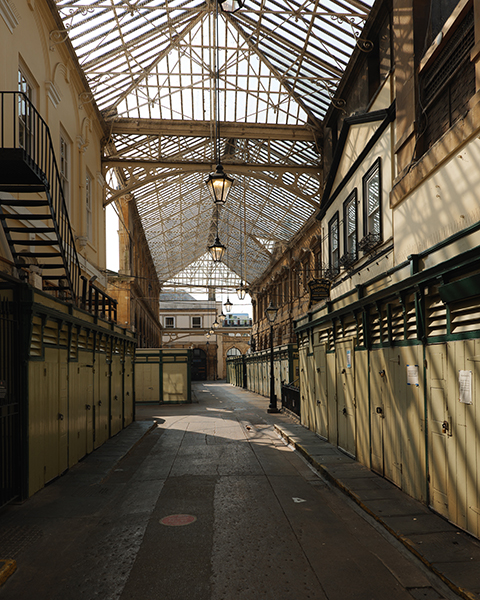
(0, 382), (466, 600)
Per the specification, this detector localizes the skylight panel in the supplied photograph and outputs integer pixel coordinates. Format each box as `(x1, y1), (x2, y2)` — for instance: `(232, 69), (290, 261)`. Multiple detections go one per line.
(58, 0), (374, 286)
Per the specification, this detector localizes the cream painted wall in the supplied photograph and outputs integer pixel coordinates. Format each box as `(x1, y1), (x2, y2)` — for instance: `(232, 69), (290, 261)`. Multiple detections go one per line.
(0, 0), (107, 283)
(332, 75), (393, 188)
(322, 120), (394, 301)
(393, 137), (480, 265)
(370, 74), (393, 113)
(334, 121), (381, 186)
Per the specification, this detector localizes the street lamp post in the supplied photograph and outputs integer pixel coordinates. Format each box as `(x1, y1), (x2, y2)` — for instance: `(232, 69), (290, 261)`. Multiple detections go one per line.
(265, 301), (279, 413)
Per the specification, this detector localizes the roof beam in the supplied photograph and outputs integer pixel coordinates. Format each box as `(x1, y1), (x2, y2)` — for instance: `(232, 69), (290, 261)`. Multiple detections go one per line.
(109, 118), (319, 142)
(102, 159), (320, 174)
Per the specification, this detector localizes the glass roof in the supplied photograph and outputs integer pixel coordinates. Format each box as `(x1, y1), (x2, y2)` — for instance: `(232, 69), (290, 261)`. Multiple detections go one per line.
(55, 0), (374, 290)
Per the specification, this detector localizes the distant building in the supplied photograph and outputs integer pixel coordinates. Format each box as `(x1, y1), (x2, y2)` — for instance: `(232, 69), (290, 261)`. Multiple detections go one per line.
(159, 293), (251, 379)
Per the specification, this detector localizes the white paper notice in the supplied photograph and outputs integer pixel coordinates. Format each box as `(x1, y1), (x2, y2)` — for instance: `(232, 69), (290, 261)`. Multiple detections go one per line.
(459, 370), (473, 405)
(407, 364), (419, 387)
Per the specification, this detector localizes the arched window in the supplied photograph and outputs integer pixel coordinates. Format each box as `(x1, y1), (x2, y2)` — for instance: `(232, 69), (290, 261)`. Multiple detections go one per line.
(227, 347), (241, 357)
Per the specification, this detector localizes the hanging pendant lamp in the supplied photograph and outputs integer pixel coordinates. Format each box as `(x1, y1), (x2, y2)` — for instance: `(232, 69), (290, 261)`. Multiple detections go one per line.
(205, 165), (234, 205)
(224, 296), (233, 312)
(236, 283), (246, 300)
(205, 0), (234, 204)
(219, 0), (245, 13)
(208, 234), (226, 262)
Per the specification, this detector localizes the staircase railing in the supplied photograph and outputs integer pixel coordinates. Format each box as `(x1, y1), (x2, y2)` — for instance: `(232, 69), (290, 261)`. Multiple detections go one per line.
(0, 92), (117, 322)
(1, 91), (81, 301)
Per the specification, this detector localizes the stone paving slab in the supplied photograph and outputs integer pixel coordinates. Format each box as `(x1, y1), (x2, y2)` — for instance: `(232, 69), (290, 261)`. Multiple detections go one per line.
(274, 421), (480, 600)
(383, 514), (459, 536)
(0, 420), (156, 588)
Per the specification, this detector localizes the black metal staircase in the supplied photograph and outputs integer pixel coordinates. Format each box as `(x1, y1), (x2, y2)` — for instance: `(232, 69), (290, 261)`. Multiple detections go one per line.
(0, 92), (117, 321)
(0, 92), (81, 301)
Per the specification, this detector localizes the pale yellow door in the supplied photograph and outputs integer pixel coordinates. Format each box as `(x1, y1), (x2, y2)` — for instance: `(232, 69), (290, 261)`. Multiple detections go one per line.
(313, 343), (328, 438)
(336, 339), (356, 457)
(383, 348), (402, 488)
(370, 350), (385, 475)
(427, 348), (450, 518)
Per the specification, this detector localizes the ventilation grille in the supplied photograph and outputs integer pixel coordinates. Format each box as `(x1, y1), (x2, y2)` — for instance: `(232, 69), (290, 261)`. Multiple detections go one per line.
(69, 328), (78, 361)
(59, 324), (68, 348)
(405, 295), (417, 340)
(422, 9), (474, 108)
(426, 286), (447, 338)
(389, 300), (404, 342)
(43, 320), (57, 346)
(30, 316), (42, 357)
(450, 297), (480, 334)
(369, 307), (382, 346)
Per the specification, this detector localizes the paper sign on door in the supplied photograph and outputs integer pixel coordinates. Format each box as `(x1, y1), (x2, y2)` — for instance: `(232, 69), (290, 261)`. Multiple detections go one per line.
(459, 370), (472, 405)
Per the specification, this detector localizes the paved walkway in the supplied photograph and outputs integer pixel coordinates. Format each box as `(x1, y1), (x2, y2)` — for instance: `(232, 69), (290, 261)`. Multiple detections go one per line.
(273, 421), (480, 600)
(0, 382), (478, 600)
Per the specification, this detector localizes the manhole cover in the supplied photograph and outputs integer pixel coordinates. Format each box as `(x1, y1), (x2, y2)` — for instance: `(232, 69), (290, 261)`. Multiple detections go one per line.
(160, 514), (197, 527)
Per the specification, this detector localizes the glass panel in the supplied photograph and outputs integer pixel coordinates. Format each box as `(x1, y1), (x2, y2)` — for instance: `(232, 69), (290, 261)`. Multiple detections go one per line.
(366, 166), (380, 235)
(345, 194), (357, 257)
(18, 70), (32, 150)
(329, 215), (339, 271)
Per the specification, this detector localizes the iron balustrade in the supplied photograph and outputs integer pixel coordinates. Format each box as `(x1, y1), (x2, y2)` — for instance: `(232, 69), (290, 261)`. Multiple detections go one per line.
(0, 92), (117, 322)
(0, 91), (81, 301)
(281, 380), (300, 417)
(80, 276), (118, 322)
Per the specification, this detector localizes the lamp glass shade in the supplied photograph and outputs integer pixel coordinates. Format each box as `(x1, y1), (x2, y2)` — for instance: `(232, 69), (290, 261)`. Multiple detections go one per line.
(212, 318), (220, 329)
(205, 164), (234, 205)
(265, 301), (278, 324)
(224, 298), (233, 312)
(219, 0), (244, 12)
(236, 285), (246, 300)
(218, 312), (226, 323)
(208, 235), (226, 262)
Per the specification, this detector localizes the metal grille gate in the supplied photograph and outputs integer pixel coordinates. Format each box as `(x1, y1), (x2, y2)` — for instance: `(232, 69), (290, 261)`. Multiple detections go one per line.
(0, 292), (20, 507)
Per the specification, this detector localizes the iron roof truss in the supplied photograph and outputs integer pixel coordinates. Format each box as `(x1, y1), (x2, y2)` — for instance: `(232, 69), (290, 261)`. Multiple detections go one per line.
(55, 0), (374, 288)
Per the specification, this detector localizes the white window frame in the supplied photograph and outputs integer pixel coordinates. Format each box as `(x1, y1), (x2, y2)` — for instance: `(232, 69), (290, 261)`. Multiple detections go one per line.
(343, 190), (357, 260)
(165, 316), (175, 329)
(191, 316), (202, 328)
(363, 159), (381, 240)
(328, 212), (339, 275)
